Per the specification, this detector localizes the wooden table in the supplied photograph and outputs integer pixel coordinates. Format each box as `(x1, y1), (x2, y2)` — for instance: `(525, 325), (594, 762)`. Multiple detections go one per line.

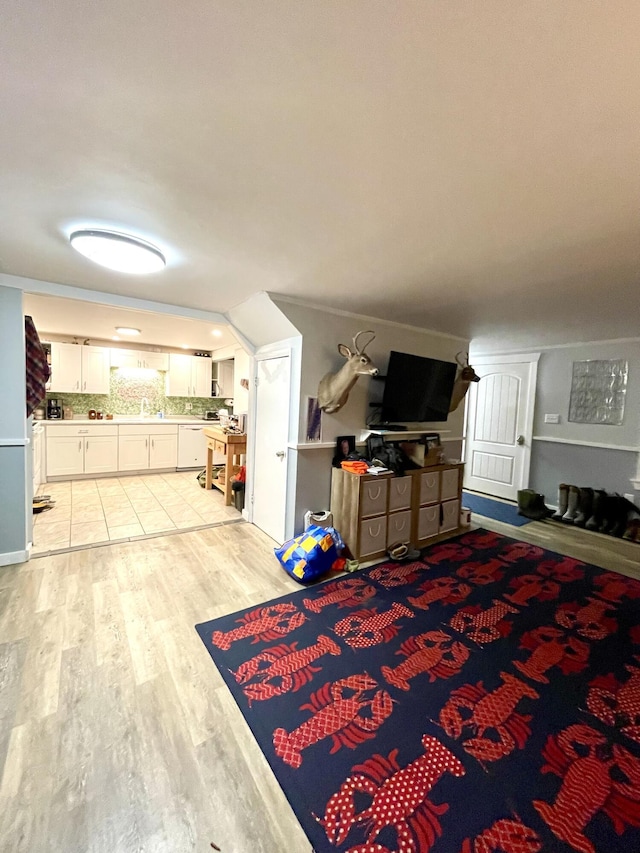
(203, 426), (247, 506)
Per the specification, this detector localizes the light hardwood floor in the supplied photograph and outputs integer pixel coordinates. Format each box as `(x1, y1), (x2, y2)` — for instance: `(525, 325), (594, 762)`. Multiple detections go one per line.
(0, 514), (638, 852)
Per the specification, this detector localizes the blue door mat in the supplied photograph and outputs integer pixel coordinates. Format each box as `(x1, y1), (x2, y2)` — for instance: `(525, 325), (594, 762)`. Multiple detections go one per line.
(462, 490), (532, 526)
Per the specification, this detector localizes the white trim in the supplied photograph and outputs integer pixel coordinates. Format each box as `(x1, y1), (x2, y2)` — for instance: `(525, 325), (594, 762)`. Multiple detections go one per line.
(471, 337), (640, 357)
(270, 293), (468, 343)
(0, 438), (29, 446)
(471, 352), (542, 365)
(533, 435), (639, 452)
(0, 548), (30, 567)
(291, 433), (463, 452)
(463, 352), (539, 500)
(1, 272), (227, 323)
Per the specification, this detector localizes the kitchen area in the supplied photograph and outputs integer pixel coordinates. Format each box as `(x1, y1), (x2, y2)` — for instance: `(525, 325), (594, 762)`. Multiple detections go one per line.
(27, 294), (250, 556)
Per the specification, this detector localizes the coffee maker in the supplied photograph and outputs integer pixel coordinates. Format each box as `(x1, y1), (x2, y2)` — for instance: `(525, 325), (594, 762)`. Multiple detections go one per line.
(47, 398), (62, 419)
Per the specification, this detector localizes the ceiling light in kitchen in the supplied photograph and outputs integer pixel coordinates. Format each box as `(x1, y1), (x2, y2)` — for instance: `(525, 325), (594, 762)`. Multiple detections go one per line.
(69, 229), (166, 274)
(211, 329), (222, 337)
(115, 327), (141, 336)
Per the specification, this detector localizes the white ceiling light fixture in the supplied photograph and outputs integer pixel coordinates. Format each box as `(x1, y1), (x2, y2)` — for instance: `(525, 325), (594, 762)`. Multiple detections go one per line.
(211, 329), (222, 337)
(115, 326), (141, 336)
(69, 229), (166, 274)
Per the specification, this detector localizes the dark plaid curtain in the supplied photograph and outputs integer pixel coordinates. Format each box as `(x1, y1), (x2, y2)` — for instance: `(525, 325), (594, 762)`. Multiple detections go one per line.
(25, 315), (50, 416)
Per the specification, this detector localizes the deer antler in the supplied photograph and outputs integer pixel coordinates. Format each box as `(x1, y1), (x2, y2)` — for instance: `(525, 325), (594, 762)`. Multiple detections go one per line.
(353, 330), (376, 354)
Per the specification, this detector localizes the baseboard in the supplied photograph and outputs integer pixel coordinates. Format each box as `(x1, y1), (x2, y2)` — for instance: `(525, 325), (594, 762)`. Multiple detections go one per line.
(0, 547), (31, 567)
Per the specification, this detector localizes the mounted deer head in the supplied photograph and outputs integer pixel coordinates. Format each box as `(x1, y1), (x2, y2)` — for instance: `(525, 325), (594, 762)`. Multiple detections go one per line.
(317, 330), (379, 414)
(449, 351), (481, 412)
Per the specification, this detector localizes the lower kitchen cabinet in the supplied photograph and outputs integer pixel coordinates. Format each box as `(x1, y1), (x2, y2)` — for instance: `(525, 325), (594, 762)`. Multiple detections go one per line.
(331, 462), (465, 561)
(46, 425), (118, 477)
(118, 424), (178, 471)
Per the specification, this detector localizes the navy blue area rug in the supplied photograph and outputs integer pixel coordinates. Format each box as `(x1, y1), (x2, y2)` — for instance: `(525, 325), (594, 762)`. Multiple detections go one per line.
(462, 490), (531, 526)
(196, 529), (640, 853)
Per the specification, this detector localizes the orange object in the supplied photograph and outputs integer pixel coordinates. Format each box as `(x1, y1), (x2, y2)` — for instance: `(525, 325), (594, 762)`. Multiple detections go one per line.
(340, 460), (369, 474)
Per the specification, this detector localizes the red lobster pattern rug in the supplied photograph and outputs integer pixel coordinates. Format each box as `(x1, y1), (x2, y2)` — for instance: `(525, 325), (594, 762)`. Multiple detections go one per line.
(195, 529), (640, 853)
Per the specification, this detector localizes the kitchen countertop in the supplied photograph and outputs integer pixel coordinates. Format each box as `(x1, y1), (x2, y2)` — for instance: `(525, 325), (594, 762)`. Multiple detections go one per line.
(41, 416), (216, 426)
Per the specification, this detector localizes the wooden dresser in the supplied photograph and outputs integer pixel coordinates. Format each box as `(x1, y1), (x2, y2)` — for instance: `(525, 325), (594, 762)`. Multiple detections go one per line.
(330, 462), (464, 562)
(203, 426), (247, 506)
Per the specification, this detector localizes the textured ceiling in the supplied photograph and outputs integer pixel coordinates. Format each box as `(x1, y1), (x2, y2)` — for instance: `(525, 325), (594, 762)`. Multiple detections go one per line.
(2, 2), (640, 350)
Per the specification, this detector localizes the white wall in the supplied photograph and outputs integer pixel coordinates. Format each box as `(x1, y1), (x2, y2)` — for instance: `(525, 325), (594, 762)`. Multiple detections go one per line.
(0, 286), (30, 566)
(472, 337), (640, 503)
(272, 298), (469, 532)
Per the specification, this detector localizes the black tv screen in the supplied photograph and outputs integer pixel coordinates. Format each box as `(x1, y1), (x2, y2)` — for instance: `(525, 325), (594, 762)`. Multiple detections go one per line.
(379, 351), (457, 423)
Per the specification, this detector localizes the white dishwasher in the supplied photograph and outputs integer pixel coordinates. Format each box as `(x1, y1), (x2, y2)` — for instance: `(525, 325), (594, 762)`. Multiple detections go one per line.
(177, 424), (225, 469)
(177, 424), (207, 469)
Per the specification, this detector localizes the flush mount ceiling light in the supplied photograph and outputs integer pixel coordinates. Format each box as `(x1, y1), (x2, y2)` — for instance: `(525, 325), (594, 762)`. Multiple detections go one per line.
(69, 229), (166, 274)
(115, 327), (141, 336)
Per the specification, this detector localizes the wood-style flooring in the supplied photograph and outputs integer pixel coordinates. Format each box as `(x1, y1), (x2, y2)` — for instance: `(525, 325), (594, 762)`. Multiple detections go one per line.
(1, 513), (638, 852)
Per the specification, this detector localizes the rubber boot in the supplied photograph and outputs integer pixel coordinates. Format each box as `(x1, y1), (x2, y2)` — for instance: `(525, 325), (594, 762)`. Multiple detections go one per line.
(561, 485), (580, 524)
(609, 495), (630, 538)
(599, 493), (617, 534)
(517, 490), (551, 521)
(586, 489), (607, 531)
(551, 484), (569, 521)
(573, 487), (594, 528)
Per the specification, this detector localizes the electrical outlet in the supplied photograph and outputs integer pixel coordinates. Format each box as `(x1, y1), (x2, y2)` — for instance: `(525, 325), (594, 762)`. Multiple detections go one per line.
(185, 402), (192, 411)
(544, 413), (560, 424)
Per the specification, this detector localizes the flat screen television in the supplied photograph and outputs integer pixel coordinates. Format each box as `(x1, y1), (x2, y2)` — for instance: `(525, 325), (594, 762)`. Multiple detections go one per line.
(374, 350), (457, 425)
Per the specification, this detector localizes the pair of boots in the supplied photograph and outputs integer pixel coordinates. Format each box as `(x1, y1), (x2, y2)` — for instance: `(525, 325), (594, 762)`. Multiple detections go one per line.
(552, 484), (595, 527)
(517, 489), (552, 520)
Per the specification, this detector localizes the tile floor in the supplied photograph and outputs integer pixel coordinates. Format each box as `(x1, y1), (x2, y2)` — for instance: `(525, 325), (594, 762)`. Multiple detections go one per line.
(32, 471), (241, 556)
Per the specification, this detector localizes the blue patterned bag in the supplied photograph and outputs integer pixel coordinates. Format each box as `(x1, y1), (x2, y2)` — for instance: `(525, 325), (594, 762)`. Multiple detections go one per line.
(274, 524), (343, 583)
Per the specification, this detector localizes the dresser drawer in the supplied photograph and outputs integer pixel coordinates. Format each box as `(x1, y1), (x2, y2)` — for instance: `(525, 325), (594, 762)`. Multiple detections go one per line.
(360, 516), (387, 558)
(387, 510), (412, 545)
(417, 504), (440, 540)
(388, 476), (413, 512)
(440, 499), (460, 533)
(419, 470), (440, 505)
(360, 479), (389, 518)
(441, 467), (461, 502)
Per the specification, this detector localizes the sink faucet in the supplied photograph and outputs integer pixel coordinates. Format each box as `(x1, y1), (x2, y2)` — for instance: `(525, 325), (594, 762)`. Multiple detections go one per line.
(140, 397), (150, 418)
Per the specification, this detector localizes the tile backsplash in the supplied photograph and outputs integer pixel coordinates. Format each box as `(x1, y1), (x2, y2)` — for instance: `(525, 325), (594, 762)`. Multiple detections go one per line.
(45, 368), (230, 418)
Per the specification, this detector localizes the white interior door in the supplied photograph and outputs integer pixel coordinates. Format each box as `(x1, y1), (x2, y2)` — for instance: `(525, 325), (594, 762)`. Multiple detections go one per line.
(463, 354), (539, 500)
(252, 355), (290, 544)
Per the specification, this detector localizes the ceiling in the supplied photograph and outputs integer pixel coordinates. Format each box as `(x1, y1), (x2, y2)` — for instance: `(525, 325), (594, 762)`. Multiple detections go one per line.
(22, 292), (237, 352)
(2, 2), (640, 351)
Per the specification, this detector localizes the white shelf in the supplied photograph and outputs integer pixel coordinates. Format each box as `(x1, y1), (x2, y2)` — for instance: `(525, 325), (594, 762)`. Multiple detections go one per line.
(360, 428), (452, 440)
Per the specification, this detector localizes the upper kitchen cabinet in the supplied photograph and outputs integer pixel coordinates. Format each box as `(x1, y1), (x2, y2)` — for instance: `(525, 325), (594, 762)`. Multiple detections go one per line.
(49, 343), (110, 394)
(110, 349), (169, 370)
(215, 359), (234, 399)
(165, 353), (212, 398)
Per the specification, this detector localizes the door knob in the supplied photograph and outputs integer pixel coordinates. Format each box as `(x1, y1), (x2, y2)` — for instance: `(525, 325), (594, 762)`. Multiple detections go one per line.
(517, 435), (525, 446)
(276, 450), (285, 458)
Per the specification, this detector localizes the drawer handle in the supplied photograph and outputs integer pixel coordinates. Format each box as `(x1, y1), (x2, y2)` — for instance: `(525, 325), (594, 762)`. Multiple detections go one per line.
(368, 486), (382, 501)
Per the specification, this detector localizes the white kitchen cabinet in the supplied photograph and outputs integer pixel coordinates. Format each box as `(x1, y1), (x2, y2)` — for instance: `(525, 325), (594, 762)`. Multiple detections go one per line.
(49, 343), (110, 394)
(149, 432), (178, 468)
(110, 349), (169, 370)
(118, 424), (178, 471)
(118, 435), (150, 470)
(84, 434), (119, 474)
(166, 354), (212, 398)
(46, 424), (118, 477)
(216, 359), (234, 398)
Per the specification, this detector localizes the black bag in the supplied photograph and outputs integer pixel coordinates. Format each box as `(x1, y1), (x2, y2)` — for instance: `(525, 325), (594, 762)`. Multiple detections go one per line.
(366, 435), (411, 476)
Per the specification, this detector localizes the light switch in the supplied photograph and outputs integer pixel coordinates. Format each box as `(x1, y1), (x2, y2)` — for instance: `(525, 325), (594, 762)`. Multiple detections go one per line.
(544, 413), (560, 424)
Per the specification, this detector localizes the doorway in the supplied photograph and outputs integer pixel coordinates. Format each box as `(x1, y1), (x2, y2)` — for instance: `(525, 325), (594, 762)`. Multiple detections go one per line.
(251, 353), (291, 544)
(463, 353), (540, 501)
